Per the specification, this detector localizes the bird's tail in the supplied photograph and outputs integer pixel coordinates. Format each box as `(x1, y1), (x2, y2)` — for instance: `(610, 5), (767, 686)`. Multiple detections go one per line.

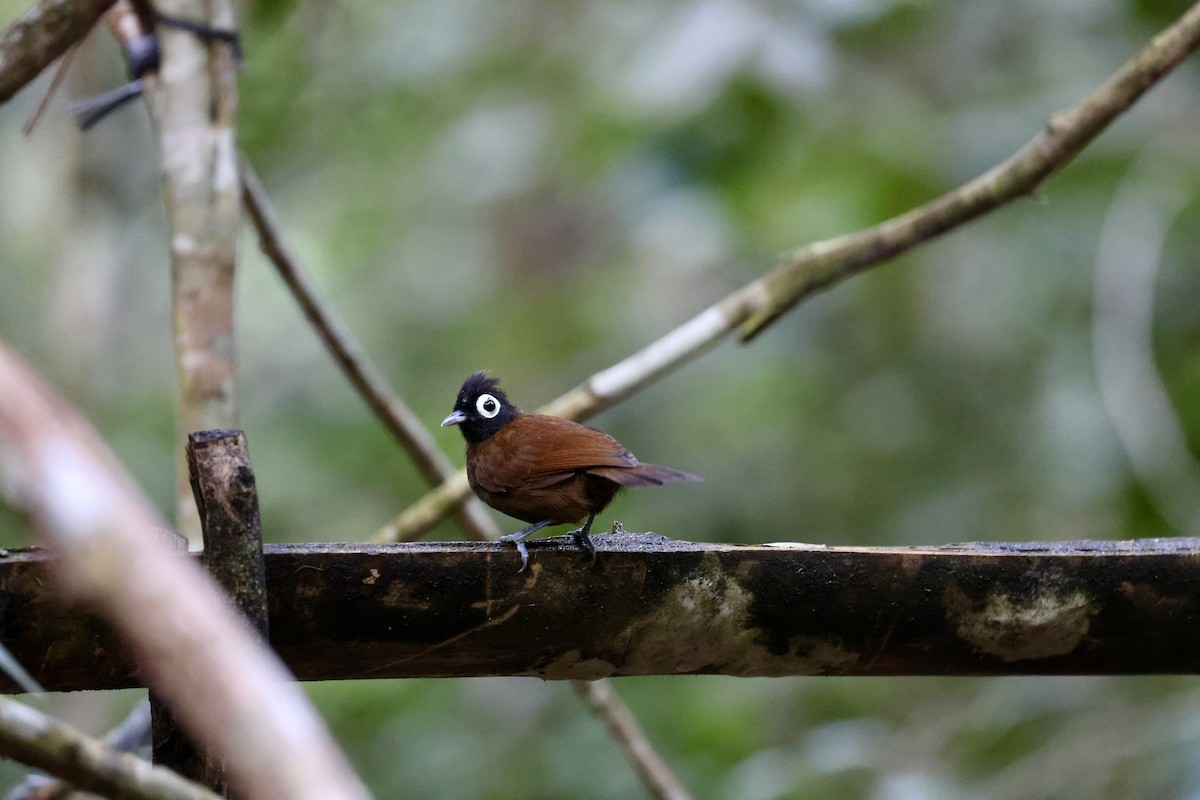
(591, 463), (703, 488)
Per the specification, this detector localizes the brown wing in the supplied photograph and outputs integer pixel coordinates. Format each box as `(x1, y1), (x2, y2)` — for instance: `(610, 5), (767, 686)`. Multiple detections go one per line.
(469, 413), (637, 494)
(589, 462), (703, 488)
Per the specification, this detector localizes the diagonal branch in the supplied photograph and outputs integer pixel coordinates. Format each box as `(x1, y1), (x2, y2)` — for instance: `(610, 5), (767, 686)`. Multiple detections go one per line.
(736, 0), (1200, 340)
(3, 700), (154, 800)
(374, 0), (1200, 543)
(572, 680), (693, 800)
(240, 158), (500, 542)
(0, 696), (218, 800)
(0, 0), (114, 105)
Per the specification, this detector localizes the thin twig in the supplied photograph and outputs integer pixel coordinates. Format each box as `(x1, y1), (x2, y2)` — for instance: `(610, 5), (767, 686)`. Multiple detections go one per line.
(572, 681), (693, 800)
(20, 40), (76, 135)
(0, 697), (211, 800)
(0, 0), (115, 106)
(240, 158), (500, 542)
(375, 1), (1200, 542)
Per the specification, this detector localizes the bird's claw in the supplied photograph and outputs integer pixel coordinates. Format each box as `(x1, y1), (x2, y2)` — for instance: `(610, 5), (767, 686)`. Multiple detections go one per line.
(572, 530), (595, 555)
(568, 528), (596, 566)
(499, 532), (531, 572)
(497, 518), (594, 572)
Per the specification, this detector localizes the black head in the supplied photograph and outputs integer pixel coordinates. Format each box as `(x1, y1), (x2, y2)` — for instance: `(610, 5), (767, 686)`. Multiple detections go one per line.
(441, 371), (520, 443)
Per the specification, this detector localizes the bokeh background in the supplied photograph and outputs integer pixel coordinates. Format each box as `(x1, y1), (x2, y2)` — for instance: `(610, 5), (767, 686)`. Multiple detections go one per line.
(3, 0), (1200, 797)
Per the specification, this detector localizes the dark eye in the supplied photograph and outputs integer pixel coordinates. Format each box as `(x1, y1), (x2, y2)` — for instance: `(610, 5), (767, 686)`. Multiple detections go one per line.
(476, 393), (501, 419)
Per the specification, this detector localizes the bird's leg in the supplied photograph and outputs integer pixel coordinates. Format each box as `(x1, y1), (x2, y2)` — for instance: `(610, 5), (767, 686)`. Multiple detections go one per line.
(499, 519), (553, 572)
(567, 513), (597, 561)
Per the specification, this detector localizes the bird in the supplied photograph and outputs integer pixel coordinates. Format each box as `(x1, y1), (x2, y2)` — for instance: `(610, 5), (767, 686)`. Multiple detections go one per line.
(441, 371), (702, 571)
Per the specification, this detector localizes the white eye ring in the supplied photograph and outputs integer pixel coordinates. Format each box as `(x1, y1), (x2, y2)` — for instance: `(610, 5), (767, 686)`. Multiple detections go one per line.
(476, 393), (501, 419)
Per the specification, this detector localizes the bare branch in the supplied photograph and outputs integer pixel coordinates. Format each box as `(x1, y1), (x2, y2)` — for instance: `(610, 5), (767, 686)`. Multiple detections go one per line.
(372, 471), (473, 542)
(572, 680), (693, 800)
(144, 0), (241, 542)
(736, 0), (1200, 339)
(240, 159), (501, 542)
(3, 701), (152, 800)
(0, 342), (370, 799)
(0, 0), (114, 105)
(374, 2), (1200, 542)
(0, 696), (218, 800)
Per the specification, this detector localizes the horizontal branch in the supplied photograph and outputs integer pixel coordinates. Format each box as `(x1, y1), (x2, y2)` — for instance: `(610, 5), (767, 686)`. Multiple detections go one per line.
(3, 533), (1200, 691)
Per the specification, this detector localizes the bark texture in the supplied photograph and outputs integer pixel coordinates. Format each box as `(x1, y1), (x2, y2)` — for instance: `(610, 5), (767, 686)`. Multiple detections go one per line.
(2, 534), (1198, 691)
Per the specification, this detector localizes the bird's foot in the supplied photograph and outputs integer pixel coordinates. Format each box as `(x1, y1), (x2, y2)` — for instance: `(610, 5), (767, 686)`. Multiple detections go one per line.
(568, 528), (595, 558)
(498, 533), (531, 572)
(498, 519), (552, 572)
(567, 512), (598, 565)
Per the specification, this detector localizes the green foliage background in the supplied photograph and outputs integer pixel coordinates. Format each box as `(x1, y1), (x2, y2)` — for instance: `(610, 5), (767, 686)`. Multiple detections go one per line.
(2, 0), (1200, 797)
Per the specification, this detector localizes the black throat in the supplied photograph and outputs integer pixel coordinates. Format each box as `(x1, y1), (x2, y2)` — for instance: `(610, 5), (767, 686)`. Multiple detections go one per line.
(458, 406), (516, 443)
(452, 371), (520, 443)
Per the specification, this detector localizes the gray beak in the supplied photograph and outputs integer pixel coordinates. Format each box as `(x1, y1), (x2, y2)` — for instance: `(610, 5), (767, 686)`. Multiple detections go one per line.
(441, 410), (467, 427)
